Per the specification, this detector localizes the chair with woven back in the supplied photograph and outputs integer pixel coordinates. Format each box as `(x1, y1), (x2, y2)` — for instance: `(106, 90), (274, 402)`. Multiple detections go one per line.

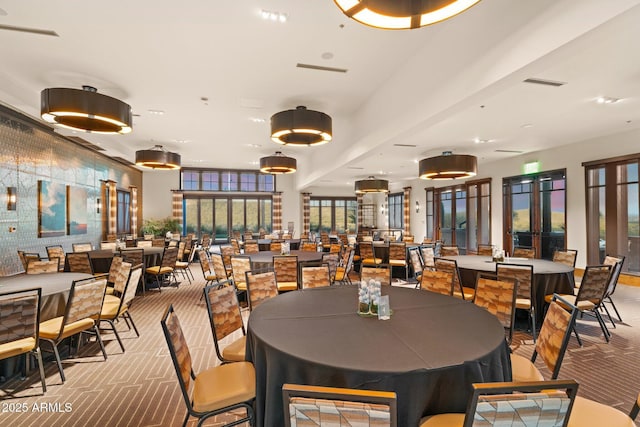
(320, 231), (331, 251)
(599, 254), (626, 325)
(100, 241), (117, 251)
(359, 241), (382, 268)
(273, 255), (299, 292)
(322, 253), (340, 284)
(283, 384), (397, 427)
(39, 276), (109, 383)
(545, 264), (613, 344)
(408, 247), (424, 283)
(328, 243), (342, 254)
(66, 251), (94, 275)
(0, 287), (47, 394)
(476, 244), (494, 256)
(151, 238), (165, 248)
(120, 248), (145, 294)
(334, 247), (355, 285)
(136, 239), (152, 248)
(146, 246), (179, 291)
(230, 238), (241, 254)
(496, 262), (536, 341)
(105, 254), (125, 294)
(230, 255), (252, 297)
(553, 248), (578, 267)
(434, 258), (475, 301)
(513, 246), (536, 258)
(203, 282), (247, 363)
(174, 240), (194, 284)
(18, 250), (41, 271)
(26, 258), (60, 274)
(160, 304), (255, 427)
(244, 240), (259, 254)
(301, 264), (331, 289)
(99, 263), (143, 352)
(360, 266), (392, 286)
(72, 242), (93, 252)
(402, 234), (414, 243)
(246, 271), (279, 311)
(338, 233), (349, 247)
(419, 379), (579, 427)
(220, 245), (235, 275)
(301, 241), (318, 252)
(439, 245), (459, 256)
(46, 245), (66, 271)
(269, 240), (282, 252)
(420, 269), (453, 296)
(197, 249), (218, 287)
(419, 245), (436, 270)
(210, 252), (231, 284)
(388, 242), (408, 281)
(510, 295), (579, 382)
(473, 274), (518, 344)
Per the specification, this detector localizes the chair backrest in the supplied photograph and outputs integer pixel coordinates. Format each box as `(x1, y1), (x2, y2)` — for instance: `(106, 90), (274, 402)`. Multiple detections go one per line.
(419, 245), (435, 268)
(341, 247), (355, 271)
(0, 287), (42, 355)
(200, 234), (211, 249)
(143, 233), (154, 240)
(360, 266), (391, 286)
(320, 232), (330, 246)
(221, 245), (235, 267)
(338, 233), (349, 246)
(210, 252), (229, 282)
(301, 242), (318, 252)
(60, 276), (108, 337)
(72, 242), (93, 252)
(46, 245), (66, 271)
(137, 240), (152, 248)
(66, 251), (94, 274)
(322, 253), (340, 281)
(474, 275), (517, 343)
(121, 264), (143, 307)
(403, 234), (414, 243)
(246, 271), (279, 311)
(107, 255), (124, 283)
(513, 246), (536, 258)
(476, 244), (494, 256)
(112, 261), (133, 295)
(420, 269), (453, 296)
(408, 247), (424, 277)
(301, 264), (331, 289)
(534, 296), (579, 379)
(18, 251), (41, 270)
(602, 255), (625, 298)
(230, 239), (241, 254)
(231, 256), (252, 285)
(160, 305), (196, 412)
(440, 246), (459, 256)
(26, 258), (60, 274)
(203, 282), (245, 362)
(434, 258), (463, 294)
(100, 241), (117, 251)
(245, 241), (259, 253)
(176, 240), (186, 260)
(388, 242), (406, 261)
(283, 384), (397, 427)
(359, 242), (375, 259)
(553, 249), (578, 267)
(167, 239), (179, 248)
(152, 238), (165, 247)
(274, 255), (298, 284)
(120, 248), (144, 267)
(461, 380), (579, 427)
(575, 264), (612, 306)
(269, 241), (282, 252)
(198, 249), (213, 276)
(160, 247), (179, 269)
(496, 263), (533, 301)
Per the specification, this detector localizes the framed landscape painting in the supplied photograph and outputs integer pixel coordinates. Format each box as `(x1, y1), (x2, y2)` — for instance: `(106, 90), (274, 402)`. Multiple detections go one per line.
(38, 180), (66, 237)
(67, 185), (88, 235)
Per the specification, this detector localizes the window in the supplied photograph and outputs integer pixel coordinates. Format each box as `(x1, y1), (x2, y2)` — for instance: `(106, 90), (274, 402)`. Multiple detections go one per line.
(585, 154), (640, 273)
(309, 197), (357, 233)
(180, 169), (274, 192)
(388, 193), (403, 229)
(116, 190), (131, 234)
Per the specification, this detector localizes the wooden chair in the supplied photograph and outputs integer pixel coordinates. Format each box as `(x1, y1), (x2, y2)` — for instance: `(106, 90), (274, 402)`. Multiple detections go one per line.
(419, 245), (436, 270)
(174, 240), (195, 283)
(197, 249), (218, 286)
(283, 384), (397, 427)
(246, 271), (279, 311)
(435, 258), (474, 301)
(388, 242), (408, 281)
(230, 255), (252, 296)
(273, 255), (299, 292)
(301, 241), (318, 252)
(269, 240), (282, 252)
(420, 269), (453, 296)
(359, 241), (382, 267)
(18, 250), (41, 270)
(334, 247), (355, 285)
(136, 240), (152, 248)
(419, 380), (579, 427)
(0, 288), (47, 394)
(244, 240), (259, 254)
(210, 252), (231, 283)
(513, 246), (536, 258)
(203, 282), (246, 363)
(510, 295), (579, 382)
(160, 304), (255, 427)
(408, 247), (424, 282)
(473, 274), (517, 344)
(600, 254), (626, 325)
(100, 241), (117, 251)
(26, 258), (60, 274)
(360, 266), (392, 286)
(46, 245), (66, 271)
(220, 245), (235, 274)
(301, 264), (331, 289)
(322, 253), (340, 284)
(120, 248), (145, 294)
(39, 276), (108, 383)
(496, 263), (536, 341)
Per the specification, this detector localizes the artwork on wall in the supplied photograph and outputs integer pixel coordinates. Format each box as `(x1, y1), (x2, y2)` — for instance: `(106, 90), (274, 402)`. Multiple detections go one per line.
(38, 180), (66, 237)
(67, 186), (88, 235)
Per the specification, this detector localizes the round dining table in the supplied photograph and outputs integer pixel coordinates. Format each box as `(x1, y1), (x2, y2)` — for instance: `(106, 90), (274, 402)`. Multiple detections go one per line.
(246, 285), (511, 427)
(442, 255), (575, 314)
(63, 247), (164, 273)
(244, 250), (323, 267)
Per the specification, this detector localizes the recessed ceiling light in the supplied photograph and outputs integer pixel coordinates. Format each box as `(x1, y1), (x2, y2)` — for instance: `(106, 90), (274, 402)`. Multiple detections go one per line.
(147, 109), (165, 115)
(249, 117), (266, 123)
(249, 161), (259, 165)
(261, 9), (287, 23)
(173, 139), (190, 144)
(596, 96), (621, 104)
(521, 123), (534, 128)
(474, 138), (492, 144)
(247, 143), (262, 148)
(321, 52), (334, 60)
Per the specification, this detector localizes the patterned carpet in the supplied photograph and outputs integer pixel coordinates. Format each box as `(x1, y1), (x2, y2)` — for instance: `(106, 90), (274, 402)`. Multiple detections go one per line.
(1, 267), (639, 426)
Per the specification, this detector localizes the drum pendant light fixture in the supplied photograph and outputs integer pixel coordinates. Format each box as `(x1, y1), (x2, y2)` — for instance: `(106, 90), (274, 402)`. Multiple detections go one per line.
(355, 176), (389, 193)
(260, 151), (297, 174)
(333, 0), (482, 30)
(270, 106), (332, 146)
(135, 145), (181, 170)
(41, 86), (132, 134)
(419, 151), (477, 180)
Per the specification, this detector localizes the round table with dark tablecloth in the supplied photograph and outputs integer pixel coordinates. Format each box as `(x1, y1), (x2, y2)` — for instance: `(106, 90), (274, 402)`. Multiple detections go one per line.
(246, 285), (511, 426)
(64, 247), (164, 273)
(442, 255), (575, 315)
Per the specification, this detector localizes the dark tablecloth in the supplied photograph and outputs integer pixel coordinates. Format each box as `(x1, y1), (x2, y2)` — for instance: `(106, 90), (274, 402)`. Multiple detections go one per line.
(246, 286), (511, 426)
(64, 247), (164, 273)
(443, 255), (575, 314)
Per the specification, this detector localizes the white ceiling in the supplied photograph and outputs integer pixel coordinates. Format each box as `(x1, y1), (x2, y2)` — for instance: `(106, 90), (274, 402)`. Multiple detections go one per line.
(1, 0), (640, 191)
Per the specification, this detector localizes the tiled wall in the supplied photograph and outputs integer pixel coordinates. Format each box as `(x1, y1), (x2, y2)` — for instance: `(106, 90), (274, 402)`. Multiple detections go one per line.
(0, 105), (142, 276)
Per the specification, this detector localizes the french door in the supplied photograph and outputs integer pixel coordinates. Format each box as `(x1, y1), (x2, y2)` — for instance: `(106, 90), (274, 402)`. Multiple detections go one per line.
(503, 170), (566, 260)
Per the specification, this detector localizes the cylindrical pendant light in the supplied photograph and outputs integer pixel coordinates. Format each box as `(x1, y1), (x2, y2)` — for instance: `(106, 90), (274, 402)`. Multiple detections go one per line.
(355, 176), (389, 193)
(419, 151), (477, 180)
(260, 151), (297, 174)
(135, 145), (181, 170)
(270, 106), (332, 146)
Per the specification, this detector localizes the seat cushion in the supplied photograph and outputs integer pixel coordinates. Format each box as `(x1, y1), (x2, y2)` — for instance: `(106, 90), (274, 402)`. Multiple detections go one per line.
(419, 413), (464, 426)
(221, 336), (246, 362)
(389, 260), (407, 266)
(39, 317), (95, 340)
(0, 337), (36, 359)
(362, 258), (382, 265)
(235, 281), (247, 291)
(146, 266), (173, 275)
(568, 396), (635, 427)
(453, 287), (475, 301)
(515, 298), (532, 310)
(510, 353), (544, 382)
(277, 281), (298, 292)
(192, 361), (256, 413)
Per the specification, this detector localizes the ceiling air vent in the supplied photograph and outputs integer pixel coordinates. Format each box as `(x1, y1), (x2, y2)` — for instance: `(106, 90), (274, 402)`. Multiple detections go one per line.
(495, 149), (524, 154)
(523, 78), (566, 87)
(393, 144), (417, 148)
(0, 24), (58, 36)
(297, 63), (348, 73)
(347, 166), (364, 170)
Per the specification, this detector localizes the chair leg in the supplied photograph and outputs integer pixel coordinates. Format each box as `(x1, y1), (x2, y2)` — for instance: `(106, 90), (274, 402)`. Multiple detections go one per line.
(530, 308), (537, 343)
(182, 410), (191, 427)
(34, 348), (47, 393)
(93, 326), (108, 360)
(101, 319), (125, 352)
(607, 296), (623, 322)
(124, 311), (140, 337)
(572, 324), (583, 347)
(43, 338), (65, 383)
(594, 310), (611, 342)
(600, 303), (617, 329)
(630, 402), (640, 420)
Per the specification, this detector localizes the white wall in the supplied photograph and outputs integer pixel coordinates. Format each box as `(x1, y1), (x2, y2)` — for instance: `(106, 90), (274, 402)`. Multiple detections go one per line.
(142, 170), (179, 220)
